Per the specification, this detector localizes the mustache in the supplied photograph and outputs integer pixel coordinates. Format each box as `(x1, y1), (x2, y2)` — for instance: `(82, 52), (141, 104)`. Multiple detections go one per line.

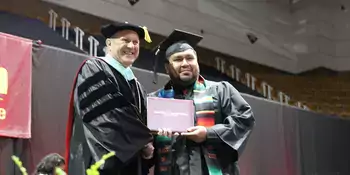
(180, 69), (192, 72)
(180, 67), (192, 72)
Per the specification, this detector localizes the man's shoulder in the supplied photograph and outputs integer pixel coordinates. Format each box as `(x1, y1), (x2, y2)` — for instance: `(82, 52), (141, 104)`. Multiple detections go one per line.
(78, 57), (112, 74)
(82, 57), (107, 67)
(206, 80), (235, 90)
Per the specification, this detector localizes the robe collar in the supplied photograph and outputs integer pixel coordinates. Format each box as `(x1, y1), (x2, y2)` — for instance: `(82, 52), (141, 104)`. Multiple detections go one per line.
(100, 54), (135, 81)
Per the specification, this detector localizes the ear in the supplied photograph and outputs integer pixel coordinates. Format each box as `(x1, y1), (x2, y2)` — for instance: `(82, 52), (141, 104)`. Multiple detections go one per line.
(105, 39), (111, 47)
(164, 63), (170, 74)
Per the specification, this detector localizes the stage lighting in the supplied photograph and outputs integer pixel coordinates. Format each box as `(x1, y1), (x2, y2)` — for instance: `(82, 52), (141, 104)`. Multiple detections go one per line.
(246, 32), (258, 44)
(128, 0), (139, 6)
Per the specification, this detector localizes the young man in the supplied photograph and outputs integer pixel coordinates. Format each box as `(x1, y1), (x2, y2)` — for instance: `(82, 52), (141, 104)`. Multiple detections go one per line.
(149, 30), (255, 175)
(65, 22), (154, 175)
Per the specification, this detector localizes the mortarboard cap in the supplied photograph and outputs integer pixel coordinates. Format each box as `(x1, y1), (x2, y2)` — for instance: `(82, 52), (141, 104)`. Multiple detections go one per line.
(101, 22), (152, 43)
(152, 29), (203, 83)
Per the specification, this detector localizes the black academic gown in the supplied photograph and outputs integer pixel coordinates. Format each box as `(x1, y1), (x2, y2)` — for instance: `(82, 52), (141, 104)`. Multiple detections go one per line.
(149, 78), (255, 175)
(65, 58), (153, 175)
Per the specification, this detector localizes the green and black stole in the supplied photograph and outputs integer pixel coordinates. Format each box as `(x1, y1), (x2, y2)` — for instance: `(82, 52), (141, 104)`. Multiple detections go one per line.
(155, 78), (223, 175)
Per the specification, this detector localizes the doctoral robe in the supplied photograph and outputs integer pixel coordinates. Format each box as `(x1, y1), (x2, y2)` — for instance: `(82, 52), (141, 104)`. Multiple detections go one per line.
(149, 76), (255, 175)
(65, 57), (153, 175)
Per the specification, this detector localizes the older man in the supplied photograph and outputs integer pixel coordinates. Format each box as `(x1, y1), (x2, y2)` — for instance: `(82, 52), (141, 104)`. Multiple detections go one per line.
(65, 23), (154, 175)
(149, 30), (255, 175)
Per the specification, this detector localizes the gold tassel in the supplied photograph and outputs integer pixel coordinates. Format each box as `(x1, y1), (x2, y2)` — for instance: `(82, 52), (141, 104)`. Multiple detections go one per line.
(142, 26), (152, 43)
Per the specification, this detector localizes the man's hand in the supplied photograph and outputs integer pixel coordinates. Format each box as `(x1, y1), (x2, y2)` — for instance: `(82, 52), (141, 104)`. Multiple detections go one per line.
(181, 126), (207, 143)
(157, 128), (179, 138)
(142, 142), (154, 159)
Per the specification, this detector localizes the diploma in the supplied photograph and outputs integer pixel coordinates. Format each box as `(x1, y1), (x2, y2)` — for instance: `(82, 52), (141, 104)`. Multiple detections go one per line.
(147, 97), (194, 132)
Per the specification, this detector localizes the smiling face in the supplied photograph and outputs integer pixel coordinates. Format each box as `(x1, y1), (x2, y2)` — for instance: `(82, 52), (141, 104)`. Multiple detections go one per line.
(166, 49), (200, 86)
(106, 30), (140, 67)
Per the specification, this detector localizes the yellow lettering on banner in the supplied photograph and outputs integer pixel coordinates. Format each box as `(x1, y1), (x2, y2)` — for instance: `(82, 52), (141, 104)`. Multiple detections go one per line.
(0, 108), (6, 120)
(0, 67), (9, 101)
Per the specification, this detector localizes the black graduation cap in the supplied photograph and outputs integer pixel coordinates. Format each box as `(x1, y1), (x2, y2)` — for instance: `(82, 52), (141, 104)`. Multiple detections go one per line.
(100, 22), (152, 43)
(152, 29), (203, 84)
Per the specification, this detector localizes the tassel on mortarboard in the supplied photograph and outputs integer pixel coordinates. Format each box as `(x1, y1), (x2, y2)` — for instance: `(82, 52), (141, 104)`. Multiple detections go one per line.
(141, 26), (152, 43)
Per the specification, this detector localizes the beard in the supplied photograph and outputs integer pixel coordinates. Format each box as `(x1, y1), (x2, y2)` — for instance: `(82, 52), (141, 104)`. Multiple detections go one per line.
(166, 63), (200, 89)
(169, 72), (198, 89)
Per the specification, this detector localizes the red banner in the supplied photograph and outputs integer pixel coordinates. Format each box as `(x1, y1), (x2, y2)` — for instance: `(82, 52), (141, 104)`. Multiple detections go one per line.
(0, 33), (32, 138)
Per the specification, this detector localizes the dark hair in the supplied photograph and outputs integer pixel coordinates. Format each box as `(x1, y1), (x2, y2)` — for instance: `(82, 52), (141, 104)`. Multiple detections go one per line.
(35, 153), (65, 175)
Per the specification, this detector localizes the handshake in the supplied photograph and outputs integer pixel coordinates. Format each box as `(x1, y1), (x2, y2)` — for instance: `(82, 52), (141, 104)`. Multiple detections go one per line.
(141, 126), (208, 159)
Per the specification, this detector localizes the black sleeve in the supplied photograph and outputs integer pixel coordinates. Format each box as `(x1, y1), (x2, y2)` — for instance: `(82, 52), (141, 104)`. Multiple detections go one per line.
(138, 82), (157, 170)
(74, 60), (153, 168)
(206, 81), (255, 156)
